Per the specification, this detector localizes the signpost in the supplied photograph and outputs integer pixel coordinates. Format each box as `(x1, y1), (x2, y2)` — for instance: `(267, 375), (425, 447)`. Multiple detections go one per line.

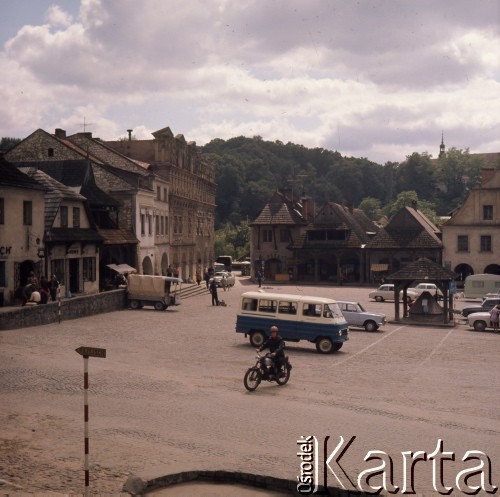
(75, 346), (106, 496)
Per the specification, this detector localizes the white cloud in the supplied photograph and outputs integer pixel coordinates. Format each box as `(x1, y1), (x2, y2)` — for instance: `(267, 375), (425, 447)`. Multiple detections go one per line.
(0, 0), (499, 164)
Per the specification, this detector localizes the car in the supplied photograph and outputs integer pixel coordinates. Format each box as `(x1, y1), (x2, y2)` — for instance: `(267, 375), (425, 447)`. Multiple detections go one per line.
(211, 270), (235, 288)
(411, 283), (443, 299)
(336, 301), (386, 332)
(467, 311), (497, 332)
(461, 297), (500, 318)
(368, 284), (419, 303)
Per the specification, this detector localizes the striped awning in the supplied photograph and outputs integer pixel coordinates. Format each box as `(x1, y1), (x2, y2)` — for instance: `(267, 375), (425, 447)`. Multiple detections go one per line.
(371, 263), (389, 272)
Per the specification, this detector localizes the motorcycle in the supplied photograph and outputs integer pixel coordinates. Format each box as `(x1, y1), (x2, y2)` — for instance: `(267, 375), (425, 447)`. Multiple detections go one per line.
(243, 352), (292, 391)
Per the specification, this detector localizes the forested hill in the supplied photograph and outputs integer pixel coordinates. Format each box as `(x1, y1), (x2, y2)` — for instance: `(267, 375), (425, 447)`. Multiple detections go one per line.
(200, 136), (484, 229)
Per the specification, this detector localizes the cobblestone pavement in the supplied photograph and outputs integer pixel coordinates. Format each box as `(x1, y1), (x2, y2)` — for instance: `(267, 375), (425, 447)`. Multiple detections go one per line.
(0, 279), (498, 495)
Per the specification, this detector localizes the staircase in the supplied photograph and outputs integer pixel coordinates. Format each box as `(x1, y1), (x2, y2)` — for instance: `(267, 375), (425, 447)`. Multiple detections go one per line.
(179, 283), (209, 300)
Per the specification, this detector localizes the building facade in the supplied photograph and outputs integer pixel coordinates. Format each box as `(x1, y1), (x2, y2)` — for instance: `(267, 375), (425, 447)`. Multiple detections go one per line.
(441, 168), (500, 281)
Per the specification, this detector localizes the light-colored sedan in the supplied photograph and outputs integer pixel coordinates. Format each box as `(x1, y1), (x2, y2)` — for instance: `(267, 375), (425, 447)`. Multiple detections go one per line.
(368, 284), (418, 303)
(411, 283), (443, 299)
(467, 311), (496, 332)
(337, 300), (386, 331)
(211, 270), (235, 288)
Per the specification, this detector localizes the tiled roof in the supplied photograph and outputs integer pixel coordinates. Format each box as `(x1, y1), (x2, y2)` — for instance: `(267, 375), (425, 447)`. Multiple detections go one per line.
(365, 206), (442, 249)
(387, 257), (455, 281)
(251, 191), (306, 226)
(97, 228), (139, 245)
(0, 157), (46, 191)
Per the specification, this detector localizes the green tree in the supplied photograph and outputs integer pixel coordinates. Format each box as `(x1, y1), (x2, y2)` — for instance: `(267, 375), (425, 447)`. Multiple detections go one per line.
(359, 197), (382, 221)
(395, 152), (436, 202)
(384, 191), (441, 226)
(0, 137), (21, 150)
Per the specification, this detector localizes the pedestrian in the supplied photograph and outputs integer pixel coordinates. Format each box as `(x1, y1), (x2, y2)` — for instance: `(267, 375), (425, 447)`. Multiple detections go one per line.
(209, 278), (219, 306)
(196, 268), (202, 286)
(39, 276), (50, 304)
(221, 274), (227, 292)
(21, 283), (35, 306)
(27, 270), (38, 288)
(489, 304), (500, 332)
(204, 270), (210, 289)
(49, 274), (59, 301)
(256, 270), (263, 288)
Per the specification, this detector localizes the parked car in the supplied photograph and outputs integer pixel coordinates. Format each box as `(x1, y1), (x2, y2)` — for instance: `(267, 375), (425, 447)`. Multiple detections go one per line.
(368, 284), (419, 303)
(467, 311), (496, 332)
(336, 301), (386, 331)
(211, 270), (235, 288)
(411, 283), (443, 299)
(461, 297), (500, 318)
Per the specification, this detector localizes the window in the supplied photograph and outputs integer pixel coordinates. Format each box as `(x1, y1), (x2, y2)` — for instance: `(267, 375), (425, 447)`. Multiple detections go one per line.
(457, 235), (469, 252)
(0, 261), (5, 286)
(280, 229), (290, 243)
(483, 205), (493, 220)
(148, 214), (153, 235)
(278, 301), (297, 315)
(302, 303), (321, 317)
(59, 206), (68, 228)
(157, 186), (161, 199)
(242, 297), (258, 311)
(48, 148), (54, 157)
(258, 299), (277, 313)
(263, 230), (273, 242)
(0, 198), (4, 224)
(73, 207), (80, 228)
(23, 201), (32, 225)
(480, 235), (492, 252)
(156, 215), (160, 235)
(83, 257), (96, 281)
(140, 214), (145, 236)
(163, 188), (167, 201)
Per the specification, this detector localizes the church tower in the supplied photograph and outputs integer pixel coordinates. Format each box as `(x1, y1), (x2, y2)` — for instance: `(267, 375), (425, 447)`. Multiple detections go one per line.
(439, 132), (446, 158)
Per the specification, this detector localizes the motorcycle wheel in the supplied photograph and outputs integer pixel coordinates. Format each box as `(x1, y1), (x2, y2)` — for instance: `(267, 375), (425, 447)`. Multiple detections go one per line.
(276, 364), (291, 386)
(244, 367), (262, 392)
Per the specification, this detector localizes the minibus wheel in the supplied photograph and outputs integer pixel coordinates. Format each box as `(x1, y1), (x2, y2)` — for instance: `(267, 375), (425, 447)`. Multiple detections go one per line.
(249, 331), (265, 347)
(316, 337), (333, 354)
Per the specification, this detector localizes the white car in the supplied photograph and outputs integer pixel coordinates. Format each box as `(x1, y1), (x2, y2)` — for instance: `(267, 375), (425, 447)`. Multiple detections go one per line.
(368, 284), (418, 303)
(336, 301), (386, 332)
(467, 311), (496, 332)
(411, 283), (443, 299)
(211, 270), (235, 288)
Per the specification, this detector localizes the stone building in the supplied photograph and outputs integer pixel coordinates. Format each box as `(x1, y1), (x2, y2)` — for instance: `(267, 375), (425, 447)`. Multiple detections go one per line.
(105, 126), (216, 280)
(441, 168), (500, 282)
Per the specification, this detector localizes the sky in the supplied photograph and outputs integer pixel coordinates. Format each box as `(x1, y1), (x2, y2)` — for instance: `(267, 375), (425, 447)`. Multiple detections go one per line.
(1, 0), (499, 164)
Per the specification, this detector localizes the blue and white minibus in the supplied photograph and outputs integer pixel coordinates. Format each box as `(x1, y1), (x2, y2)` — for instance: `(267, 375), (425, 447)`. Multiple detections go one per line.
(235, 291), (349, 353)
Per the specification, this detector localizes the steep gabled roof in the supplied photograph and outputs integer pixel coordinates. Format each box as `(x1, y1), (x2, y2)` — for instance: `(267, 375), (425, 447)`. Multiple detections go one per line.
(0, 157), (46, 191)
(251, 191), (306, 226)
(365, 206), (442, 249)
(388, 257), (455, 281)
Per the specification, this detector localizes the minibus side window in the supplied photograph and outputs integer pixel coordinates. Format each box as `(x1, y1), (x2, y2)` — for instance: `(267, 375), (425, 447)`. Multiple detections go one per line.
(242, 298), (258, 311)
(302, 303), (321, 317)
(323, 305), (334, 318)
(258, 299), (277, 313)
(278, 301), (297, 315)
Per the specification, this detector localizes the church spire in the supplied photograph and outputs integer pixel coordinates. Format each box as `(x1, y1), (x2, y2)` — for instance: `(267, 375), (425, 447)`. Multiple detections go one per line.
(439, 131), (446, 158)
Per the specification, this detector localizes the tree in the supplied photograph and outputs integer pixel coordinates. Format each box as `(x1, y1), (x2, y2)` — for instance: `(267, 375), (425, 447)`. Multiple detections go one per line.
(359, 197), (382, 221)
(0, 137), (21, 150)
(384, 191), (441, 226)
(395, 152), (436, 202)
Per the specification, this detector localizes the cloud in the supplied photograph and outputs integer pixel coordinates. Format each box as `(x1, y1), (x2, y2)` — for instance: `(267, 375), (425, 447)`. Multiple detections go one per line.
(0, 0), (499, 164)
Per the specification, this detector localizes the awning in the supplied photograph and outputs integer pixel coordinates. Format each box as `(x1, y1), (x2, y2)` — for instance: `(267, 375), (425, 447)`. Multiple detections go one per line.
(106, 263), (137, 274)
(371, 264), (389, 272)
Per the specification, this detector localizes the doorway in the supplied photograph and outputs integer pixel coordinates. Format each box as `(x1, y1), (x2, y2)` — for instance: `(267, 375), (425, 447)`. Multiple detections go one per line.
(69, 258), (80, 294)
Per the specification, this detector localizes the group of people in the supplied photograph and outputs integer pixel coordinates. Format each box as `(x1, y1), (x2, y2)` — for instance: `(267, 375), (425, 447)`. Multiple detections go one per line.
(22, 271), (59, 306)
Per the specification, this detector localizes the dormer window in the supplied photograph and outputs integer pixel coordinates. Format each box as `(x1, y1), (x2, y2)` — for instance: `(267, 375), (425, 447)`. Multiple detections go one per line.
(483, 205), (493, 220)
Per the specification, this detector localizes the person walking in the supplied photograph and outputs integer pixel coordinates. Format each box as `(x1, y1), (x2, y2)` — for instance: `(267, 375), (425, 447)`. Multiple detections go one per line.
(256, 270), (263, 288)
(490, 304), (500, 332)
(49, 274), (59, 301)
(209, 278), (219, 306)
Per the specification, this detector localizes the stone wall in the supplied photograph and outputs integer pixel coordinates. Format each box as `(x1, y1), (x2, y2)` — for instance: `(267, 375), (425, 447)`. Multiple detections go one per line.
(0, 290), (127, 331)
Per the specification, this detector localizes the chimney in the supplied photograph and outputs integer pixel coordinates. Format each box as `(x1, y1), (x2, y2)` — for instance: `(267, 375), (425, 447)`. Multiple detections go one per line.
(301, 196), (315, 222)
(54, 128), (66, 138)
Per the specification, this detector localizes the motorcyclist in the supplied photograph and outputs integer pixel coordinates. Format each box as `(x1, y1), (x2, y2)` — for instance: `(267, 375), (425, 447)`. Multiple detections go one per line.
(257, 325), (285, 377)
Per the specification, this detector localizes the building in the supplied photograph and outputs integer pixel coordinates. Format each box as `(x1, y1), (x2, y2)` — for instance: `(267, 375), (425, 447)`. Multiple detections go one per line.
(441, 168), (500, 282)
(0, 158), (46, 305)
